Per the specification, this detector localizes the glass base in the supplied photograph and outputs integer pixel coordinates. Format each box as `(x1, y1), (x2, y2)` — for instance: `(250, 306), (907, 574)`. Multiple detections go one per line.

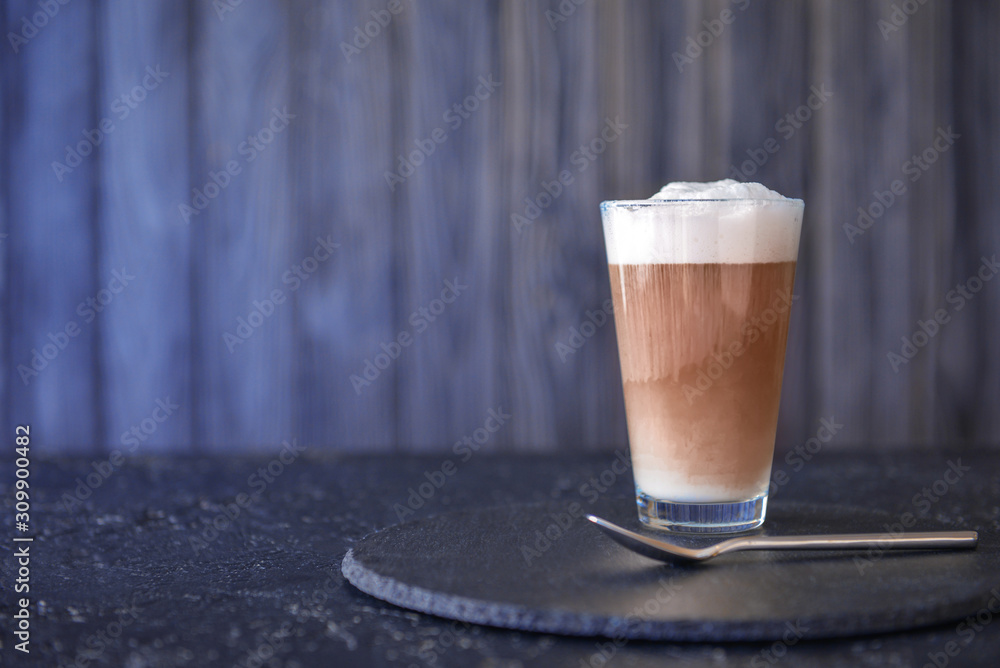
(636, 489), (767, 533)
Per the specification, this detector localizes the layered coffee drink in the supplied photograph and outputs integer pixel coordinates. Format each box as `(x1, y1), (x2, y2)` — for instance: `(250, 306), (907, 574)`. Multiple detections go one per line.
(601, 180), (803, 531)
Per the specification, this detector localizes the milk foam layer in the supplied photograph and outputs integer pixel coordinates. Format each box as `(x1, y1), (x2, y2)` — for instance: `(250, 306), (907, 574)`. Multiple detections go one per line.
(651, 179), (787, 200)
(602, 179), (803, 265)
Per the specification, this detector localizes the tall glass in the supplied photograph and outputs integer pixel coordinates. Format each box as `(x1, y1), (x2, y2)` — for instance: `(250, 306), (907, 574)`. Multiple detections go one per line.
(600, 197), (803, 532)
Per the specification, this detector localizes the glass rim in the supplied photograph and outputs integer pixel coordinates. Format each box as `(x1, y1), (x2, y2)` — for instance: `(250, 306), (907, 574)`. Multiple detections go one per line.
(601, 198), (803, 210)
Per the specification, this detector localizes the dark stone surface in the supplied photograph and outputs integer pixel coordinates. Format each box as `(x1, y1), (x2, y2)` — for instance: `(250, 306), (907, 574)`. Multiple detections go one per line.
(0, 450), (998, 667)
(342, 501), (996, 641)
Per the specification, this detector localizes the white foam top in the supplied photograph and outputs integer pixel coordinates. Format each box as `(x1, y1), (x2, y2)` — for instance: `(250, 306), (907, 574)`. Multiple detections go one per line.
(651, 179), (787, 201)
(602, 179), (803, 264)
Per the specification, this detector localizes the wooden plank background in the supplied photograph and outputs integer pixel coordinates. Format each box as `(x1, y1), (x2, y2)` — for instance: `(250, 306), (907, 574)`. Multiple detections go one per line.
(2, 0), (997, 453)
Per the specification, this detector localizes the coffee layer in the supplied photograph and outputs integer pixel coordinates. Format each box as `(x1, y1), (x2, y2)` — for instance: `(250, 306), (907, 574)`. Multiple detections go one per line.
(609, 262), (797, 501)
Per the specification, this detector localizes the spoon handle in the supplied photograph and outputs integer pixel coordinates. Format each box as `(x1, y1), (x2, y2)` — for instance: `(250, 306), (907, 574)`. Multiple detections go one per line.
(731, 531), (978, 553)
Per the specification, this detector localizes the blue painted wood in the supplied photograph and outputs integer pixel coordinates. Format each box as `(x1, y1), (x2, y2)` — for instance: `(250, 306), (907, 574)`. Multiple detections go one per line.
(190, 0), (296, 451)
(97, 0), (192, 453)
(286, 0), (398, 452)
(948, 0), (1000, 443)
(2, 0), (999, 453)
(5, 0), (102, 450)
(0, 6), (5, 448)
(811, 0), (916, 447)
(395, 2), (511, 450)
(1, 7), (7, 448)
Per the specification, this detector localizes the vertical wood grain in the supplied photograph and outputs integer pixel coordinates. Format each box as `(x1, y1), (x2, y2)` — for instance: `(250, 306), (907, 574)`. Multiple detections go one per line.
(542, 0), (624, 451)
(902, 0), (954, 446)
(502, 0), (629, 452)
(1, 7), (8, 445)
(499, 0), (556, 449)
(4, 0), (101, 450)
(286, 0), (397, 451)
(811, 0), (907, 447)
(189, 0), (295, 450)
(948, 0), (1000, 443)
(4, 0), (999, 453)
(698, 0), (734, 177)
(842, 0), (911, 447)
(96, 0), (192, 452)
(395, 1), (508, 450)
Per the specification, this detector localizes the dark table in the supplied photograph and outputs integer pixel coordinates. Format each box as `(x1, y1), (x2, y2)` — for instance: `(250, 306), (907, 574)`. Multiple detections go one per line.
(2, 449), (999, 667)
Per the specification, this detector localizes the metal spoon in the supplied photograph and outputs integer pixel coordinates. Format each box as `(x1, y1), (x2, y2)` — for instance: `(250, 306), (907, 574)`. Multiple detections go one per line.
(585, 514), (978, 563)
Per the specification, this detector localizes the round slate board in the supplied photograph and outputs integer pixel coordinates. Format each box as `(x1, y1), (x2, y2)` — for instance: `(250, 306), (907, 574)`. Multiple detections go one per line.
(342, 500), (996, 641)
